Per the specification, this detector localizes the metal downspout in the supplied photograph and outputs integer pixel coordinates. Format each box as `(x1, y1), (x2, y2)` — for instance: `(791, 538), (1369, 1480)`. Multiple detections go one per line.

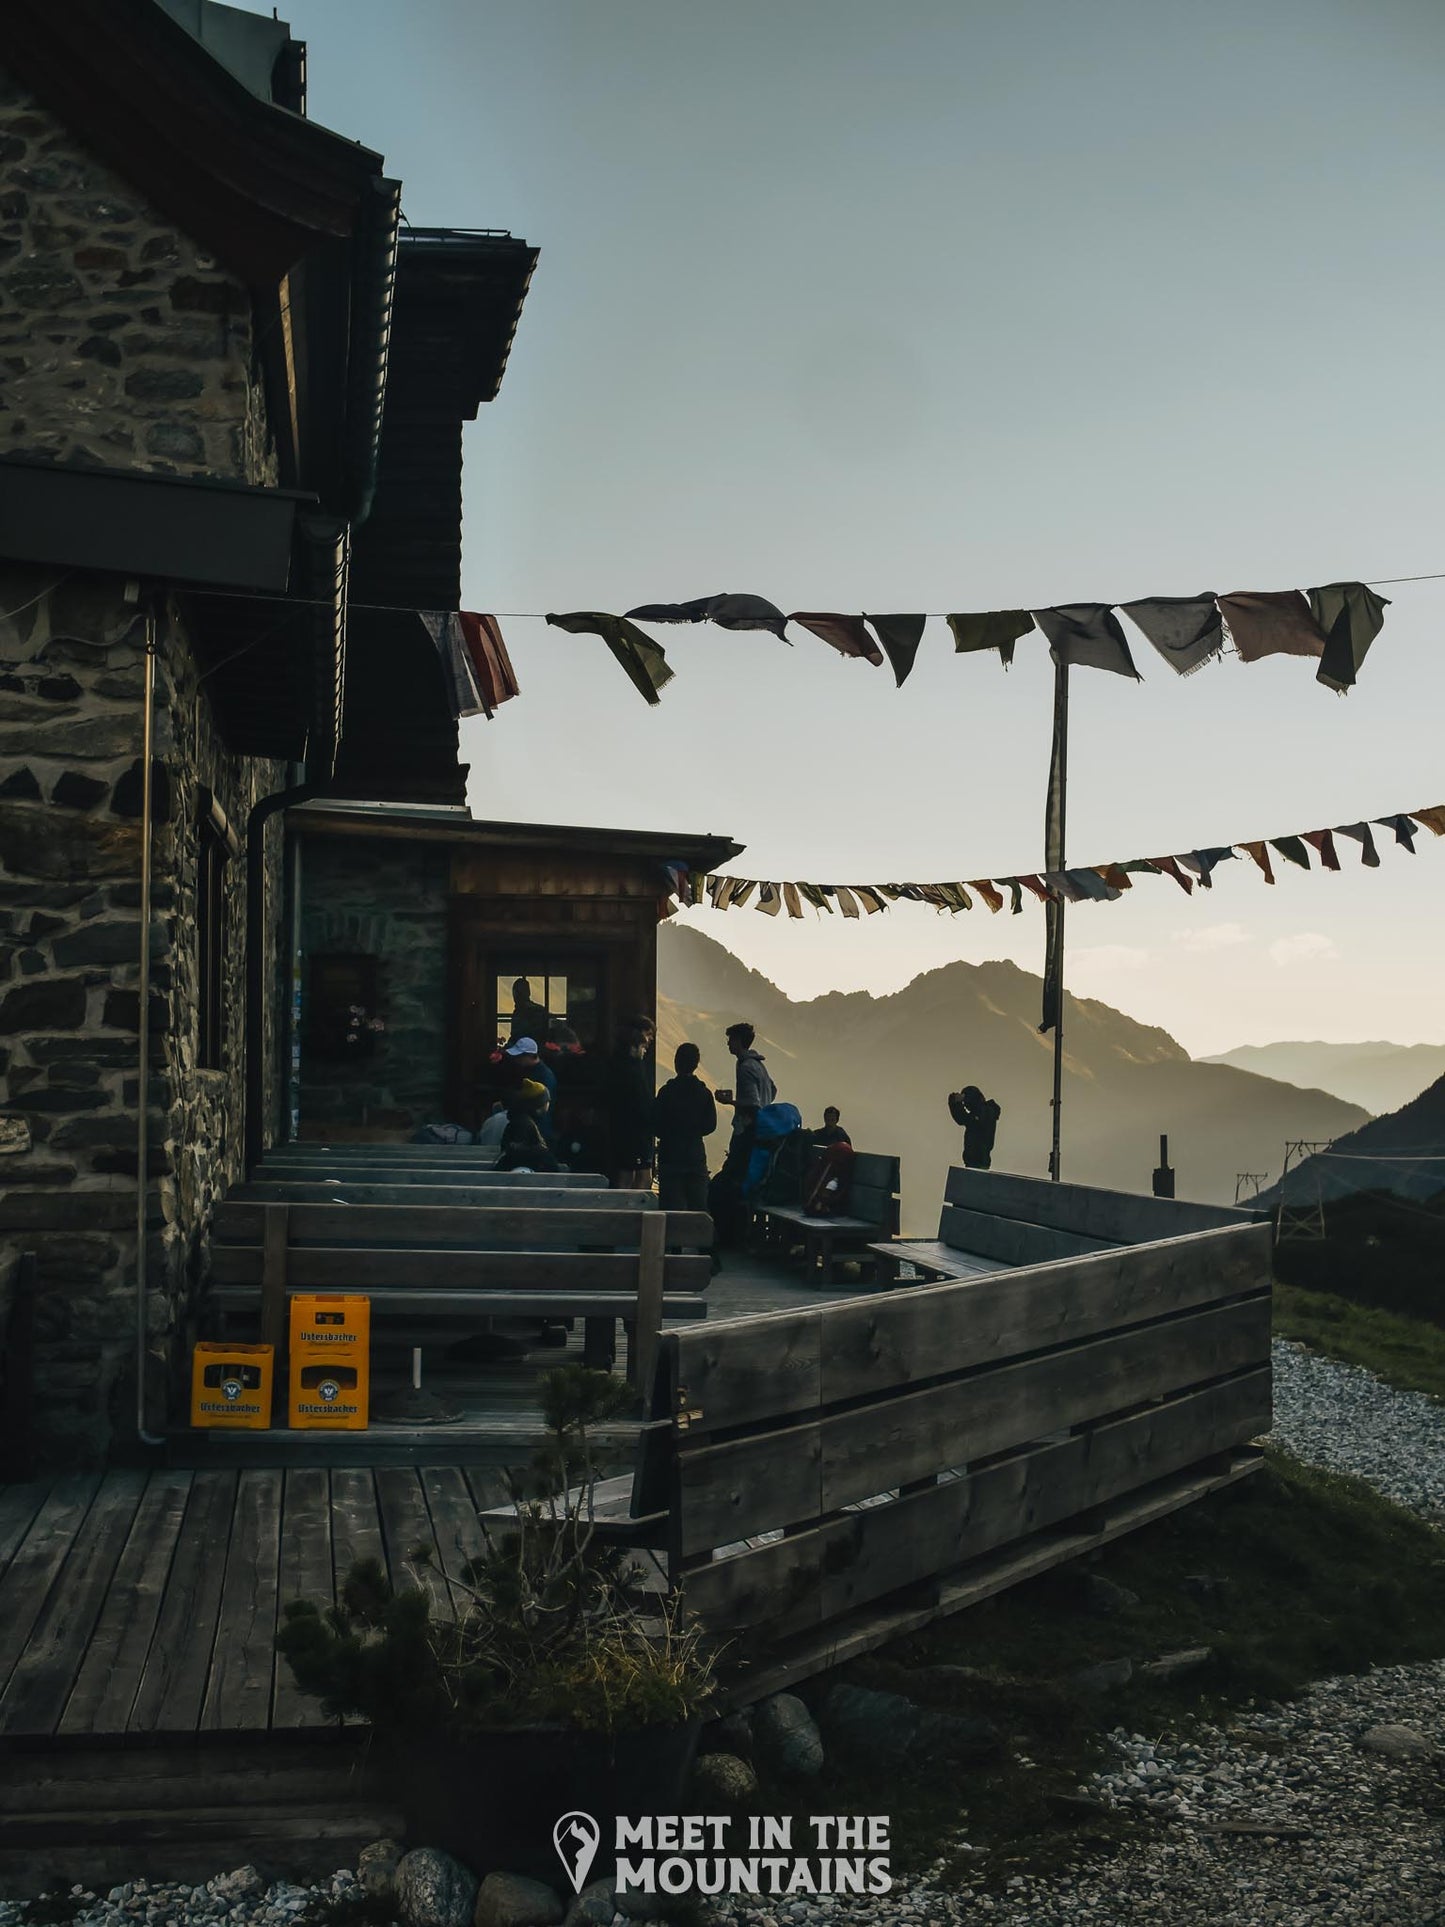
(244, 775), (313, 1174)
(135, 615), (164, 1446)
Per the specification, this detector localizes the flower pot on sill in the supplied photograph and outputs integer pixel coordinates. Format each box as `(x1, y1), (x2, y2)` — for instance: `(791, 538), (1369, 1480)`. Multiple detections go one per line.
(388, 1719), (702, 1880)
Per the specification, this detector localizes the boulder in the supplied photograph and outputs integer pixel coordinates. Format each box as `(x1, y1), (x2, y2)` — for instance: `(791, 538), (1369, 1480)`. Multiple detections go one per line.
(1135, 1647), (1212, 1684)
(1068, 1659), (1134, 1696)
(1360, 1723), (1434, 1761)
(563, 1877), (617, 1925)
(474, 1872), (564, 1927)
(396, 1847), (480, 1927)
(751, 1693), (823, 1778)
(689, 1751), (757, 1807)
(816, 1683), (999, 1766)
(358, 1839), (404, 1902)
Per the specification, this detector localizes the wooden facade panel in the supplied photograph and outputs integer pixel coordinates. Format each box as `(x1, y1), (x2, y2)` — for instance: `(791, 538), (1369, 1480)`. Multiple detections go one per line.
(944, 1168), (1253, 1241)
(681, 1369), (1271, 1632)
(449, 852), (668, 899)
(820, 1224), (1271, 1404)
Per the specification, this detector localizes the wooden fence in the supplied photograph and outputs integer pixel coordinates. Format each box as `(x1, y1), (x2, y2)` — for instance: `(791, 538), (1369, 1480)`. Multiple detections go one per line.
(635, 1198), (1272, 1700)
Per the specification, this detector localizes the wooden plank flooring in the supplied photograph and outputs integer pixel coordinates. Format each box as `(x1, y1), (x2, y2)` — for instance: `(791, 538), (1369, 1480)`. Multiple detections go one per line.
(0, 1464), (520, 1742)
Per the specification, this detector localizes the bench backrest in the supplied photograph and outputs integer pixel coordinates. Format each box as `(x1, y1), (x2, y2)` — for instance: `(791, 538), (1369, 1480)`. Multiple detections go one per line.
(847, 1151), (900, 1232)
(212, 1199), (710, 1252)
(232, 1181), (622, 1209)
(942, 1168), (1259, 1245)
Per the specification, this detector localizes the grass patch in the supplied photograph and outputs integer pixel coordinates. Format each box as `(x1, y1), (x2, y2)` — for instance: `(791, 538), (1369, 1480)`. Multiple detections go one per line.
(1275, 1281), (1445, 1401)
(781, 1450), (1445, 1889)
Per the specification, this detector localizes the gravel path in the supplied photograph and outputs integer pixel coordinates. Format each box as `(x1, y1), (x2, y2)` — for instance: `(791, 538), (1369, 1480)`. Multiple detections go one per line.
(7, 1341), (1445, 1927)
(1269, 1336), (1445, 1517)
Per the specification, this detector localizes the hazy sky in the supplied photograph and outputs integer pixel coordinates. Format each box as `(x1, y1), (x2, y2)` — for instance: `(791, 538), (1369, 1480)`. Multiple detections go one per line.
(289, 0), (1445, 1057)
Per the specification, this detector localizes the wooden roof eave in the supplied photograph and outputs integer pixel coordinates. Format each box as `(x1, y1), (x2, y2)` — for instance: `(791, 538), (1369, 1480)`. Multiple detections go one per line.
(5, 0), (388, 284)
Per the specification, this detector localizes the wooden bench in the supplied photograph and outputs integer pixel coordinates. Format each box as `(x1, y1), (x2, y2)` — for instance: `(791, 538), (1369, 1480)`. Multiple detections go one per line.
(206, 1199), (712, 1397)
(250, 1162), (602, 1189)
(753, 1150), (901, 1286)
(873, 1167), (1260, 1285)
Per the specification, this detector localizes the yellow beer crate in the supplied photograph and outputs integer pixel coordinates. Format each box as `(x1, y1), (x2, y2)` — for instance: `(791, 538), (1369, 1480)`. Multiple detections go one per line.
(190, 1342), (273, 1429)
(287, 1351), (369, 1429)
(288, 1293), (370, 1357)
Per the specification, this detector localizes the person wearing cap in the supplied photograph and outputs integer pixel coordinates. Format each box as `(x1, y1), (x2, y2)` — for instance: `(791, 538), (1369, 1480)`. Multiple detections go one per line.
(497, 1079), (560, 1173)
(500, 1034), (557, 1142)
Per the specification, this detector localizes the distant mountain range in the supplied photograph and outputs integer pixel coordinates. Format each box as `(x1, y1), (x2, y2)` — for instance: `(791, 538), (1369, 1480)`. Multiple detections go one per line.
(1203, 1041), (1445, 1118)
(656, 926), (1367, 1231)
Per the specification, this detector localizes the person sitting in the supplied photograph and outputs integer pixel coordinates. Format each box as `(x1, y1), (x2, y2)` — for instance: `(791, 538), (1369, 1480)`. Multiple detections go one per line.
(475, 1100), (508, 1149)
(496, 1080), (560, 1172)
(810, 1105), (851, 1147)
(499, 1035), (558, 1141)
(653, 1042), (718, 1212)
(948, 1084), (1001, 1170)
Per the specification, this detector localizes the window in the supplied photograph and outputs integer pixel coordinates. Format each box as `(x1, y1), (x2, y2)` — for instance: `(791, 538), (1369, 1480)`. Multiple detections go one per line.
(308, 953), (383, 1060)
(492, 959), (601, 1054)
(196, 796), (235, 1071)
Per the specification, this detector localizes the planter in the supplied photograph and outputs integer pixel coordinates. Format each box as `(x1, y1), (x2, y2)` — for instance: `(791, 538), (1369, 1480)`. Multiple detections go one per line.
(389, 1720), (702, 1881)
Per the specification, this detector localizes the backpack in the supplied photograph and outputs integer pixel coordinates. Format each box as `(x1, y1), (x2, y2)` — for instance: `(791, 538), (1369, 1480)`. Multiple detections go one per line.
(803, 1141), (855, 1216)
(742, 1104), (803, 1201)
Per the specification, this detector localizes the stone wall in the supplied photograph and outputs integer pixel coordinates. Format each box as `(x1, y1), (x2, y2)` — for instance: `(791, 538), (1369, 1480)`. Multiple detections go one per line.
(0, 567), (287, 1466)
(0, 59), (276, 484)
(298, 836), (451, 1131)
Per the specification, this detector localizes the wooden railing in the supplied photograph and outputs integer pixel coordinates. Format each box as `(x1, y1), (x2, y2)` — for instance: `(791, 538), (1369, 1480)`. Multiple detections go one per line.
(634, 1207), (1273, 1699)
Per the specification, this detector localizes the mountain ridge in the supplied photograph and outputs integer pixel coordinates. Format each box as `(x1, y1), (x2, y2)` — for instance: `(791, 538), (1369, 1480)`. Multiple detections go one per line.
(657, 925), (1367, 1228)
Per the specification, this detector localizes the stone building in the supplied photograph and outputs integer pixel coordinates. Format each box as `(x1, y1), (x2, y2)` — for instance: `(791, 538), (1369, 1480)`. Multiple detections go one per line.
(0, 0), (535, 1465)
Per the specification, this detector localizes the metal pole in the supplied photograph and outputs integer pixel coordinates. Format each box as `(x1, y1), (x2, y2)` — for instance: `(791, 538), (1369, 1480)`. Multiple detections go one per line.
(135, 615), (163, 1446)
(1047, 654), (1069, 1182)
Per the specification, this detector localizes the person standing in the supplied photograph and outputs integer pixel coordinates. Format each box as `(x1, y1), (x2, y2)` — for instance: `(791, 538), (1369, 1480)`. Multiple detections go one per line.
(710, 1022), (777, 1251)
(653, 1043), (718, 1211)
(602, 1020), (654, 1190)
(948, 1084), (1001, 1170)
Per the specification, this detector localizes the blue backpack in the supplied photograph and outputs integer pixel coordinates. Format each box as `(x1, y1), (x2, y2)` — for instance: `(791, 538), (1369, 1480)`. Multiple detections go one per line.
(743, 1102), (803, 1199)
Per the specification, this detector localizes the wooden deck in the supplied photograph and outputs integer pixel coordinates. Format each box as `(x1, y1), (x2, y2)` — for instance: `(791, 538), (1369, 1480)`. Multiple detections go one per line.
(0, 1253), (871, 1747)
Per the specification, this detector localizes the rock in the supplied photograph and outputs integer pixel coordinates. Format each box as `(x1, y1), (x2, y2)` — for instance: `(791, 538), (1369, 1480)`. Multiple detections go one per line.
(615, 1888), (715, 1923)
(562, 1876), (617, 1925)
(690, 1750), (757, 1806)
(0, 977), (87, 1032)
(752, 1692), (823, 1778)
(1360, 1722), (1434, 1761)
(358, 1838), (404, 1901)
(1080, 1574), (1140, 1615)
(1135, 1647), (1213, 1684)
(474, 1871), (564, 1927)
(208, 1867), (266, 1902)
(816, 1683), (999, 1766)
(1068, 1658), (1135, 1696)
(698, 1709), (754, 1761)
(396, 1847), (480, 1927)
